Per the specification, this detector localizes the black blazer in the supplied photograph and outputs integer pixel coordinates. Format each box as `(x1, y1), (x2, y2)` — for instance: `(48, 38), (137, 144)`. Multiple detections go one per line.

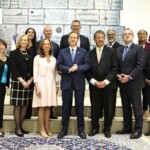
(86, 46), (118, 89)
(10, 49), (33, 80)
(60, 34), (90, 51)
(116, 43), (145, 89)
(35, 40), (60, 59)
(0, 57), (10, 87)
(112, 41), (122, 49)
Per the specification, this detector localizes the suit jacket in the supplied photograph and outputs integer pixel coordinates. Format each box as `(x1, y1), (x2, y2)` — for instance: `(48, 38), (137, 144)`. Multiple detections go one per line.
(60, 34), (90, 51)
(57, 47), (90, 90)
(116, 43), (145, 89)
(10, 49), (33, 80)
(112, 41), (122, 49)
(35, 40), (60, 58)
(86, 46), (118, 89)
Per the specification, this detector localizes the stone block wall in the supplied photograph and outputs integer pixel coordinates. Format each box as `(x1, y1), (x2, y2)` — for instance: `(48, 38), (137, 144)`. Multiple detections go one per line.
(0, 0), (124, 52)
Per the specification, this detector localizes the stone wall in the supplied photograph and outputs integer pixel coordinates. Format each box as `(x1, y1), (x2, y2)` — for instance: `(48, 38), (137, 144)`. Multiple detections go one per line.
(0, 0), (124, 52)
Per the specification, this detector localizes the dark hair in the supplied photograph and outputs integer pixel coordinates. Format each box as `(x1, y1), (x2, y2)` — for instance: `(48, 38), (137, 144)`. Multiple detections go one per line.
(25, 27), (37, 45)
(71, 20), (81, 26)
(39, 38), (52, 57)
(137, 29), (148, 44)
(68, 32), (79, 39)
(94, 30), (105, 39)
(0, 39), (7, 48)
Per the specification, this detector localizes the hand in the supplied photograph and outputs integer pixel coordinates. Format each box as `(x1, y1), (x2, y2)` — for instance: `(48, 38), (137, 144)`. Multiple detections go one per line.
(145, 79), (150, 86)
(118, 74), (129, 84)
(95, 81), (107, 88)
(69, 64), (78, 73)
(35, 86), (41, 98)
(27, 79), (32, 86)
(21, 80), (29, 89)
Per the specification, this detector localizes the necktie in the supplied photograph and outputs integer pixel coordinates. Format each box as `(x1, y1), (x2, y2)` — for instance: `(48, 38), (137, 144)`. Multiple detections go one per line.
(71, 49), (75, 62)
(122, 46), (128, 61)
(98, 48), (101, 63)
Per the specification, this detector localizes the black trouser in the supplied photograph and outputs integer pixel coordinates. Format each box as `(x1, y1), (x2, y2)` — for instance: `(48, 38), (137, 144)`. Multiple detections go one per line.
(90, 86), (115, 131)
(142, 87), (149, 111)
(0, 84), (6, 128)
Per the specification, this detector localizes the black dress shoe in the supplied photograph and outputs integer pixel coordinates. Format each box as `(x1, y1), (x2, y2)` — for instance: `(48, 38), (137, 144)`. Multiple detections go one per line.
(104, 130), (111, 138)
(130, 132), (142, 139)
(88, 129), (99, 136)
(15, 130), (24, 137)
(78, 132), (86, 139)
(116, 128), (132, 134)
(50, 114), (58, 119)
(145, 131), (150, 136)
(21, 129), (29, 134)
(57, 131), (67, 139)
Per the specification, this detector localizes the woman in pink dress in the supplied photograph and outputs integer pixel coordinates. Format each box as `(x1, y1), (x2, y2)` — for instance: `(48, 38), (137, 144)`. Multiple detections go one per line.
(32, 38), (58, 138)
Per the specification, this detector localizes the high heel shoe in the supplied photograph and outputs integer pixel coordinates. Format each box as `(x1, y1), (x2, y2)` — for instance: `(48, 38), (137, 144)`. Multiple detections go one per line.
(15, 129), (24, 137)
(39, 132), (49, 138)
(47, 132), (53, 136)
(21, 129), (29, 134)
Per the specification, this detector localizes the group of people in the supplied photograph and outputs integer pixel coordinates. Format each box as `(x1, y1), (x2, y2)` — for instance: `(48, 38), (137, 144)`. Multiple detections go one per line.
(0, 20), (150, 140)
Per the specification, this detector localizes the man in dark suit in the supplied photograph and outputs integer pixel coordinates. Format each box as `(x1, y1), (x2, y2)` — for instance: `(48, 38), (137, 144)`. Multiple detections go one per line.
(35, 26), (60, 119)
(86, 30), (118, 138)
(116, 28), (145, 139)
(57, 32), (90, 139)
(60, 20), (90, 51)
(106, 29), (122, 118)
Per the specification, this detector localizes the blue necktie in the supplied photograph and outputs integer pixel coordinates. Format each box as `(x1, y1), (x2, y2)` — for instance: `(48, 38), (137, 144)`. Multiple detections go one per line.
(122, 46), (128, 61)
(71, 49), (75, 62)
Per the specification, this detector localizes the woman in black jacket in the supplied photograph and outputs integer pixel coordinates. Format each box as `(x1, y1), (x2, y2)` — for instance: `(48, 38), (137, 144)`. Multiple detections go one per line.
(0, 39), (10, 138)
(10, 34), (33, 137)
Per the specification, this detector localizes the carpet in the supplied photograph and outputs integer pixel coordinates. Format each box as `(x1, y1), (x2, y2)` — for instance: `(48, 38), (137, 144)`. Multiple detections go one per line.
(0, 133), (150, 150)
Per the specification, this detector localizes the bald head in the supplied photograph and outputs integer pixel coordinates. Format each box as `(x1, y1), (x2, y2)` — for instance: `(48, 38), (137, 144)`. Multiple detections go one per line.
(43, 26), (52, 39)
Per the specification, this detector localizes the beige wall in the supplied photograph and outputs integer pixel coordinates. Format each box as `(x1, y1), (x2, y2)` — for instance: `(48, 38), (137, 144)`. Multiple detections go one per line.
(121, 0), (150, 42)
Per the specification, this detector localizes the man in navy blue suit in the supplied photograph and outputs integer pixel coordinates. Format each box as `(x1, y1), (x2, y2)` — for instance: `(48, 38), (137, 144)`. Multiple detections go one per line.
(35, 26), (60, 119)
(57, 32), (90, 139)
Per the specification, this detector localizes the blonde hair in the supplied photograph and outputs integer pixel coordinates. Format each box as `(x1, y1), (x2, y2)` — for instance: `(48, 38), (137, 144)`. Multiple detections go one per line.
(16, 34), (29, 49)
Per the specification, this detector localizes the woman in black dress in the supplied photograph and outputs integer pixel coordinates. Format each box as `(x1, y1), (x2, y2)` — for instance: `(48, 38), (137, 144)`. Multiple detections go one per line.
(10, 34), (33, 137)
(0, 39), (10, 138)
(24, 27), (37, 119)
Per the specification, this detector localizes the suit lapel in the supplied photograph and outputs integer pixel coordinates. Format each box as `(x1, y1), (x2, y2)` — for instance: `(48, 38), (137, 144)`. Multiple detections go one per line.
(91, 48), (99, 65)
(66, 48), (73, 64)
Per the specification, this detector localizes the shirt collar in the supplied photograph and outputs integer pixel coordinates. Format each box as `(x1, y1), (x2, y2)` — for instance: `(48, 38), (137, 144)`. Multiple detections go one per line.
(69, 46), (77, 53)
(107, 41), (116, 47)
(96, 46), (104, 51)
(124, 42), (132, 48)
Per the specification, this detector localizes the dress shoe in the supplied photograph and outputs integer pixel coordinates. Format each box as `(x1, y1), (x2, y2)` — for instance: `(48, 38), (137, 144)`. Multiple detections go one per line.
(89, 129), (99, 136)
(78, 132), (86, 139)
(57, 131), (67, 139)
(39, 132), (49, 138)
(50, 114), (58, 119)
(130, 132), (142, 139)
(15, 129), (24, 137)
(145, 131), (150, 136)
(0, 131), (4, 138)
(116, 128), (132, 134)
(21, 129), (29, 134)
(104, 130), (111, 138)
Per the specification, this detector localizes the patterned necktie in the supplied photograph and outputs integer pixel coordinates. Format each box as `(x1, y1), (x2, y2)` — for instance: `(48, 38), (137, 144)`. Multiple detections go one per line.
(71, 49), (75, 62)
(122, 46), (128, 61)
